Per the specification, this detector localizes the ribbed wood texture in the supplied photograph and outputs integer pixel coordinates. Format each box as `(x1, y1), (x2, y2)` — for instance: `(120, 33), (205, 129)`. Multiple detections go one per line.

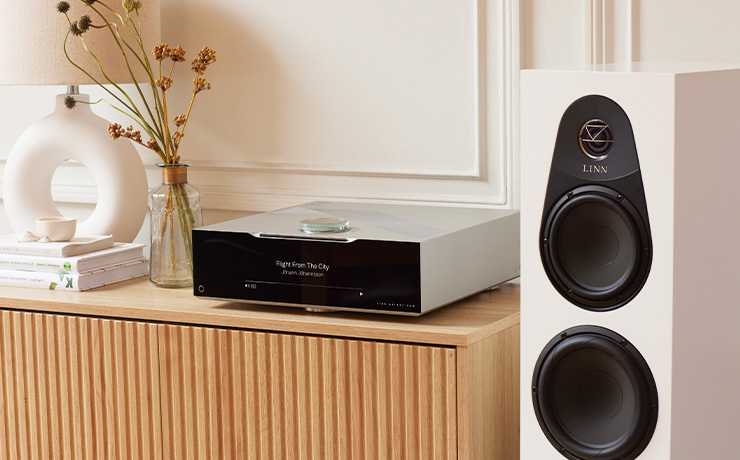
(159, 325), (458, 459)
(0, 310), (161, 460)
(461, 324), (519, 460)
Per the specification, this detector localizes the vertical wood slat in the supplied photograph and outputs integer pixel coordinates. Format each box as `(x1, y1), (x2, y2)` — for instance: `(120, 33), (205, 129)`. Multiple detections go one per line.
(459, 324), (520, 460)
(158, 324), (458, 459)
(0, 310), (161, 460)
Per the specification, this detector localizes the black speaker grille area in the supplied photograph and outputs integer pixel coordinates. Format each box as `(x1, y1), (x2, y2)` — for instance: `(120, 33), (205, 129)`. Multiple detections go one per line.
(532, 326), (659, 460)
(541, 185), (651, 311)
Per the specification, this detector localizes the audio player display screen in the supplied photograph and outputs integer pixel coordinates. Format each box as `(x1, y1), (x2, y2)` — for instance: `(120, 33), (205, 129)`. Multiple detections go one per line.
(193, 231), (421, 313)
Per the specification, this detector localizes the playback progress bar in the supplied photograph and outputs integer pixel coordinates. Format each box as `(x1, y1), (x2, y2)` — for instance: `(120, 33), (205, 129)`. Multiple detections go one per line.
(244, 280), (364, 296)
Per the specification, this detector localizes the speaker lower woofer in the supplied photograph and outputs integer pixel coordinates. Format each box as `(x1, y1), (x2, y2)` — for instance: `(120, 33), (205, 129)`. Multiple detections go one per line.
(532, 326), (658, 460)
(541, 185), (651, 311)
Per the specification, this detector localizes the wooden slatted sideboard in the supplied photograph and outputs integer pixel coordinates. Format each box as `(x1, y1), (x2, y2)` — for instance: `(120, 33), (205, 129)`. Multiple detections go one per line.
(0, 279), (520, 459)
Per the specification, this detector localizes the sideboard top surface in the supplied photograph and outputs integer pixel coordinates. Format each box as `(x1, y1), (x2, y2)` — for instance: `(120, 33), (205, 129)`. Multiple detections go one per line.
(0, 278), (519, 346)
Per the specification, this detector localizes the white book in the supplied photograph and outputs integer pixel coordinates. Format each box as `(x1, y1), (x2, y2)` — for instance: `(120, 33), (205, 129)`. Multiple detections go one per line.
(0, 243), (145, 273)
(0, 234), (114, 257)
(0, 259), (149, 291)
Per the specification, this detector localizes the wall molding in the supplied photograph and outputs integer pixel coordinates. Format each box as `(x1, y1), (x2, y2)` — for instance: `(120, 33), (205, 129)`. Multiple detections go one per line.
(178, 160), (486, 181)
(0, 0), (521, 212)
(583, 0), (635, 65)
(206, 0), (519, 210)
(502, 0), (520, 208)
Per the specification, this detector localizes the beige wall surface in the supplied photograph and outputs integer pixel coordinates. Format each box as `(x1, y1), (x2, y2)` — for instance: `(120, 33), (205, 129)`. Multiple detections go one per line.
(523, 0), (740, 69)
(2, 1), (735, 239)
(0, 0), (519, 242)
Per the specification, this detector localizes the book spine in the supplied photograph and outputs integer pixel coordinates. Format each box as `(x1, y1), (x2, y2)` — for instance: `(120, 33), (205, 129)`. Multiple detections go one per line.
(0, 245), (64, 257)
(0, 256), (78, 273)
(0, 270), (80, 291)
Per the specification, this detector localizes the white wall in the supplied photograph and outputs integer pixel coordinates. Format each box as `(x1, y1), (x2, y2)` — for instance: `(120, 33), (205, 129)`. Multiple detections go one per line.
(2, 0), (736, 241)
(523, 0), (740, 69)
(0, 0), (519, 241)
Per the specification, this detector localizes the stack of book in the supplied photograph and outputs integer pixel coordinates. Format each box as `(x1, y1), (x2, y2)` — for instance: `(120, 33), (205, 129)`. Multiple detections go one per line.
(0, 234), (148, 291)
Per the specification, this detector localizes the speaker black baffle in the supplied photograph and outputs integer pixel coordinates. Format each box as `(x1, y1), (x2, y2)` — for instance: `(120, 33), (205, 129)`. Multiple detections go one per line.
(539, 95), (653, 311)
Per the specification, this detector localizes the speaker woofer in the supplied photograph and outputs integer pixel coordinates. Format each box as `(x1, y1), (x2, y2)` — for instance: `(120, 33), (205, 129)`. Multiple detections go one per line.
(541, 185), (651, 311)
(532, 326), (658, 460)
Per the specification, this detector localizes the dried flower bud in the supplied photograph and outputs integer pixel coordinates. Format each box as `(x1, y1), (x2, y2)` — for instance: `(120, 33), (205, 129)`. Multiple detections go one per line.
(199, 47), (217, 64)
(83, 0), (97, 4)
(57, 1), (71, 13)
(156, 76), (173, 91)
(174, 114), (186, 126)
(117, 125), (143, 143)
(170, 45), (186, 63)
(122, 0), (142, 13)
(108, 123), (123, 140)
(78, 15), (92, 32)
(191, 46), (216, 74)
(173, 131), (184, 148)
(193, 77), (211, 93)
(146, 139), (160, 152)
(152, 44), (171, 61)
(70, 22), (83, 36)
(191, 62), (205, 74)
(64, 96), (77, 109)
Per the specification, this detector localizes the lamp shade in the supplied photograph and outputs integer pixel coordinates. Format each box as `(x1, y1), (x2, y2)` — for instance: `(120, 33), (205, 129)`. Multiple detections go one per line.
(0, 0), (161, 86)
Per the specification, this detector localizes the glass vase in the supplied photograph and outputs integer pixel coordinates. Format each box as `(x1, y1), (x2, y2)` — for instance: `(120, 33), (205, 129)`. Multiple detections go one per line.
(148, 162), (202, 287)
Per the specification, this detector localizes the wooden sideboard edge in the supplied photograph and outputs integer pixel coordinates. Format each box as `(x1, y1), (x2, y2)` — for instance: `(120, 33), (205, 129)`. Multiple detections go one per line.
(0, 280), (520, 348)
(464, 311), (521, 347)
(0, 301), (476, 347)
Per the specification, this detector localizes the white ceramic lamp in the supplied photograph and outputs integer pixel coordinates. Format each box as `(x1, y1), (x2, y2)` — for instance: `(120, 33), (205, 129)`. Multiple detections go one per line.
(0, 0), (161, 242)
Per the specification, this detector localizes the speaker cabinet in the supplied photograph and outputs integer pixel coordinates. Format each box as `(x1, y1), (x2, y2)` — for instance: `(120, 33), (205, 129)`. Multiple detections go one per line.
(521, 64), (740, 460)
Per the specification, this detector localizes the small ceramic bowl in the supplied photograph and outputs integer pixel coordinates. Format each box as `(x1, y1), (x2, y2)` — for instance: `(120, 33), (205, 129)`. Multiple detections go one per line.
(36, 216), (76, 242)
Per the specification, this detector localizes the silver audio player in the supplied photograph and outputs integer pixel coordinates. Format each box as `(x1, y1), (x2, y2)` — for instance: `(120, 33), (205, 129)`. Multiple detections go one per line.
(193, 201), (520, 315)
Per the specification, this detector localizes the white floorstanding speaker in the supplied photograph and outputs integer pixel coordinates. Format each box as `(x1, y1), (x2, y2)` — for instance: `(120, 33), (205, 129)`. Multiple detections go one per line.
(520, 63), (740, 460)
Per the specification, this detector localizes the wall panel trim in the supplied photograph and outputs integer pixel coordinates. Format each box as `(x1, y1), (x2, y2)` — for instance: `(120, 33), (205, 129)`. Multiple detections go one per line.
(0, 1), (521, 212)
(583, 0), (635, 65)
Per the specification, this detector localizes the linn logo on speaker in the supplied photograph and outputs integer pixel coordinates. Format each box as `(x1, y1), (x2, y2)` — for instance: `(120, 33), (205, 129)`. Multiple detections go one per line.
(582, 164), (608, 174)
(521, 64), (740, 460)
(578, 118), (613, 159)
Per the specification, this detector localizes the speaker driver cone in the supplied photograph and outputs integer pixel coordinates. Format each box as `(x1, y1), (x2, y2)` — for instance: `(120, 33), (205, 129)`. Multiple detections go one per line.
(541, 185), (651, 310)
(532, 326), (658, 460)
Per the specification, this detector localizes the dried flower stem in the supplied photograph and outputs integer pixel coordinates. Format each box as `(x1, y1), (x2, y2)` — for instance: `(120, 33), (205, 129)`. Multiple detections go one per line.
(98, 2), (167, 142)
(62, 3), (167, 158)
(63, 12), (166, 160)
(77, 9), (149, 117)
(158, 59), (174, 162)
(159, 183), (195, 277)
(94, 8), (166, 148)
(59, 0), (215, 165)
(176, 92), (197, 151)
(121, 10), (167, 145)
